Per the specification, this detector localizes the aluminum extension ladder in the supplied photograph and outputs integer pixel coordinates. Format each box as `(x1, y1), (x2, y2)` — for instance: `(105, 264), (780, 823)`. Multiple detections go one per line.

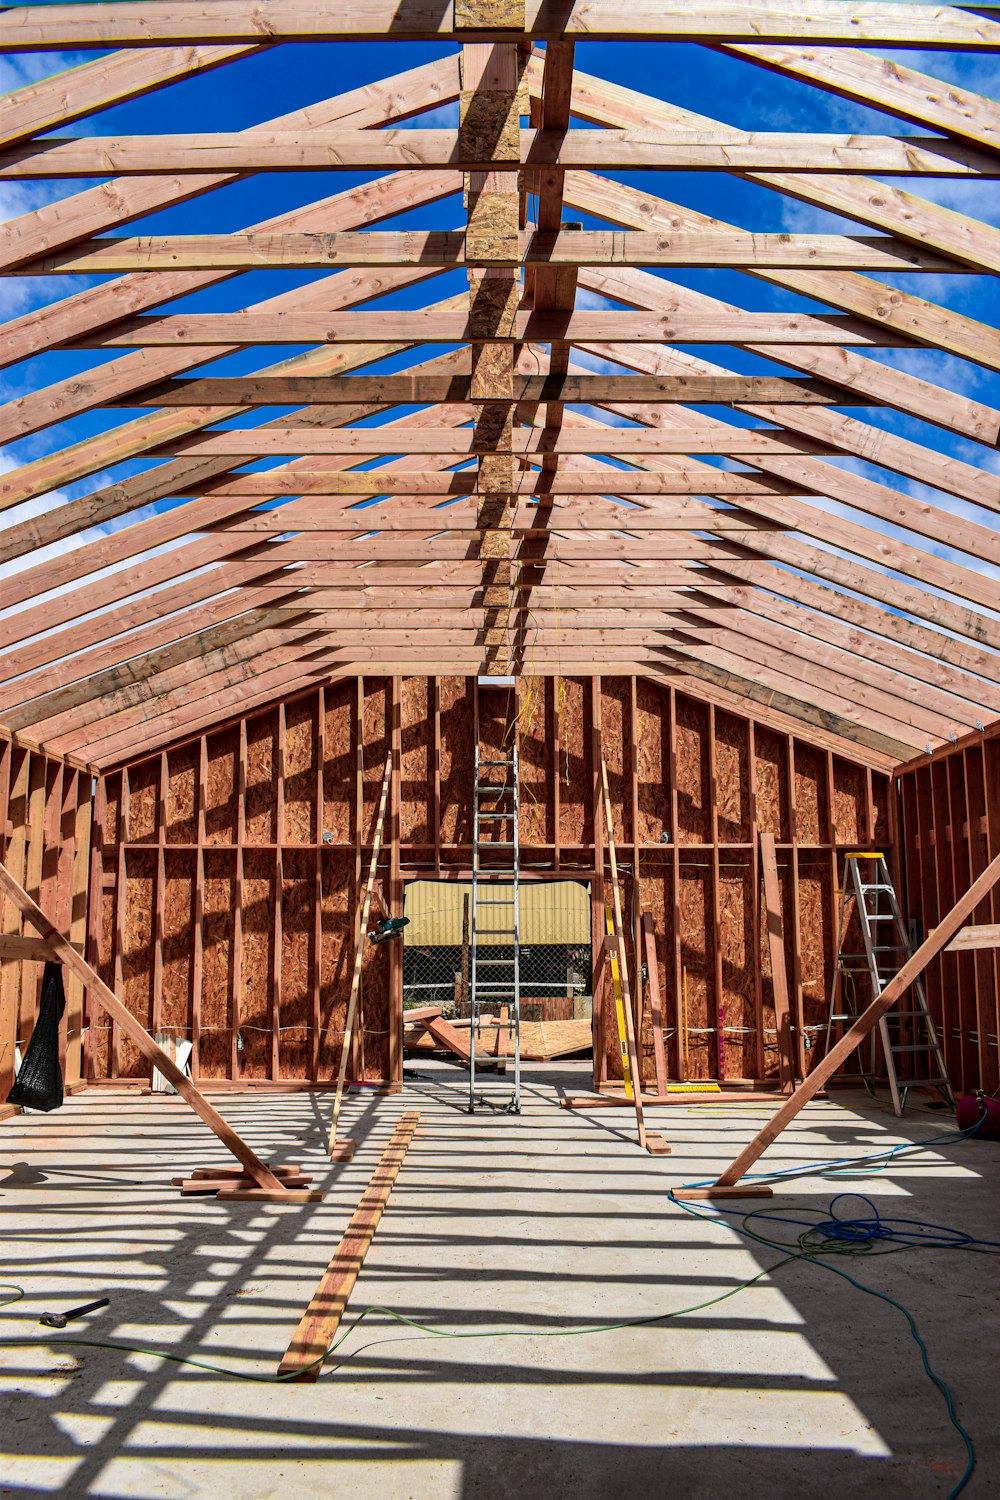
(468, 744), (521, 1114)
(824, 852), (953, 1116)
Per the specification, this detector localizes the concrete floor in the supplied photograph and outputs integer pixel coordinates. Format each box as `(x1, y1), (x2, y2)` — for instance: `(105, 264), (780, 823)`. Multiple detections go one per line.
(1, 1062), (998, 1499)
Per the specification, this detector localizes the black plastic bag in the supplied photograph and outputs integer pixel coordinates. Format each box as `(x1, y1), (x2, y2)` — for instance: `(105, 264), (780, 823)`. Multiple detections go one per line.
(7, 961), (66, 1112)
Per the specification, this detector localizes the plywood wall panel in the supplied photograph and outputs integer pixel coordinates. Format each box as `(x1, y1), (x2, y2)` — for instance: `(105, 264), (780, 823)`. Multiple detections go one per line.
(200, 849), (235, 1078)
(319, 848), (353, 1078)
(122, 848), (156, 1076)
(675, 695), (710, 844)
(279, 848), (315, 1078)
(754, 728), (787, 840)
(283, 696), (318, 845)
(635, 677), (670, 843)
(719, 856), (755, 1079)
(205, 727), (239, 845)
(167, 743), (199, 845)
(245, 711), (278, 844)
(126, 759), (158, 843)
(239, 848), (275, 1078)
(86, 675), (893, 1094)
(715, 711), (751, 845)
(439, 676), (474, 845)
(323, 680), (355, 844)
(518, 676), (555, 847)
(400, 676), (433, 844)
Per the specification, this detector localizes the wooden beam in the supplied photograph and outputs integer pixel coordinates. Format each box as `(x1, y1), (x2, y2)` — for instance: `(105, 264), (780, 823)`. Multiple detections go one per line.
(19, 229), (964, 275)
(5, 129), (994, 177)
(4, 3), (999, 49)
(0, 43), (257, 148)
(946, 924), (1000, 952)
(111, 373), (871, 407)
(677, 851), (1000, 1197)
(80, 309), (915, 347)
(278, 1111), (419, 1380)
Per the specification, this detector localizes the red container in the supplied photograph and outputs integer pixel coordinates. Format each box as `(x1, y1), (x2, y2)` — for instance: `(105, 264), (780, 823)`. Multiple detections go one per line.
(956, 1091), (1000, 1139)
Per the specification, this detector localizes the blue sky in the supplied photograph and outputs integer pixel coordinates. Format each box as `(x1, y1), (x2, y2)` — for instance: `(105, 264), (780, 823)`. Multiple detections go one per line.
(1, 29), (999, 655)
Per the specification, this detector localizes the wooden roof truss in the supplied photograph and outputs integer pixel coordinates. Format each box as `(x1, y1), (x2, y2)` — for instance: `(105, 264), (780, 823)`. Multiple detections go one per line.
(2, 1), (1000, 770)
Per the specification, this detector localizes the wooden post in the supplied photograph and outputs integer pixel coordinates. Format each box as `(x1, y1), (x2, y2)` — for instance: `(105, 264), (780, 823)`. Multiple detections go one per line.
(599, 756), (669, 1156)
(328, 752), (392, 1160)
(675, 851), (1000, 1200)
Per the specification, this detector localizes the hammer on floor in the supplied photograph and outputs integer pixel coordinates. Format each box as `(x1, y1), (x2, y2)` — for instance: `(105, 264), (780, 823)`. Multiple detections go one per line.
(39, 1297), (110, 1329)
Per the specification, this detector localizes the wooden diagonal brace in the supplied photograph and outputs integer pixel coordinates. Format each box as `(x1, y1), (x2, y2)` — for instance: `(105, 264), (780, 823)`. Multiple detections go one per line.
(0, 858), (284, 1192)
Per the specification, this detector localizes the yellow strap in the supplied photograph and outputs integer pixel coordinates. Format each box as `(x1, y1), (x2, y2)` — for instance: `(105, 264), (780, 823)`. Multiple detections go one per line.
(606, 908), (634, 1100)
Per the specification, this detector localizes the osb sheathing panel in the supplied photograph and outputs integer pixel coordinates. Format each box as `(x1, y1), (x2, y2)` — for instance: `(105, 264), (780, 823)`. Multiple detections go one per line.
(400, 677), (432, 844)
(639, 856), (674, 1083)
(279, 848), (315, 1078)
(798, 857), (834, 1045)
(126, 760), (158, 844)
(121, 848), (155, 1076)
(319, 848), (352, 1077)
(678, 861), (713, 1078)
(161, 848), (194, 1051)
(323, 679), (356, 844)
(284, 696), (318, 845)
(832, 759), (865, 846)
(558, 677), (592, 846)
(205, 727), (238, 845)
(166, 743), (198, 845)
(716, 712), (751, 844)
(719, 857), (756, 1080)
(245, 711), (278, 844)
(200, 850), (235, 1078)
(601, 678), (632, 847)
(88, 674), (892, 1090)
(103, 772), (121, 845)
(362, 678), (390, 842)
(239, 848), (275, 1078)
(675, 694), (710, 844)
(794, 744), (828, 844)
(518, 676), (555, 847)
(93, 878), (116, 1077)
(439, 676), (474, 844)
(635, 678), (670, 843)
(754, 727), (788, 840)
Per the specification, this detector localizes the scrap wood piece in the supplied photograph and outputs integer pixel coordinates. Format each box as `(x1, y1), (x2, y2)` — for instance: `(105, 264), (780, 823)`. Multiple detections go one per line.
(599, 756), (670, 1156)
(0, 859), (290, 1196)
(328, 751), (392, 1161)
(278, 1110), (420, 1382)
(759, 831), (795, 1092)
(674, 851), (1000, 1202)
(946, 923), (1000, 951)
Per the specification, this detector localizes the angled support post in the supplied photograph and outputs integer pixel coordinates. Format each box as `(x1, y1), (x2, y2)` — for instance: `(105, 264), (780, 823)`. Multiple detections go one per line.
(674, 851), (1000, 1200)
(0, 859), (289, 1195)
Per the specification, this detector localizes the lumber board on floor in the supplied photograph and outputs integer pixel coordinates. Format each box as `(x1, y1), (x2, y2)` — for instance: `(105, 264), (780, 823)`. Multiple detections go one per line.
(277, 1111), (420, 1381)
